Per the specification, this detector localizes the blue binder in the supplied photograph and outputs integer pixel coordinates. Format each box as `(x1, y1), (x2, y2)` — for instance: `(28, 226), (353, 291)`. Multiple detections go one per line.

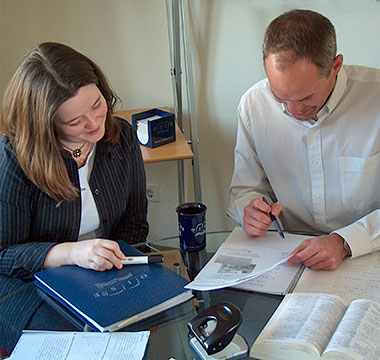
(34, 241), (193, 332)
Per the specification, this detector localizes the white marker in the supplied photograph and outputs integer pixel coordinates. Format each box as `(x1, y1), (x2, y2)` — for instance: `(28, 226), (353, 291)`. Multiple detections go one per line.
(121, 255), (164, 265)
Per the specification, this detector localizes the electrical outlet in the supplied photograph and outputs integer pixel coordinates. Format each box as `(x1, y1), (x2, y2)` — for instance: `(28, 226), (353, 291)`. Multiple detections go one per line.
(146, 184), (160, 202)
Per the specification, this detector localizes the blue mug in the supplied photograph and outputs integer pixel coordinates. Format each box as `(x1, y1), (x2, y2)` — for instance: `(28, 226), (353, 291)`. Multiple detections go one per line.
(176, 203), (207, 252)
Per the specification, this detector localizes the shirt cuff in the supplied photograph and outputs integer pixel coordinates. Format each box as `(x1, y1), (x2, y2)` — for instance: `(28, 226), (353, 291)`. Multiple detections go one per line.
(332, 223), (373, 258)
(227, 195), (252, 226)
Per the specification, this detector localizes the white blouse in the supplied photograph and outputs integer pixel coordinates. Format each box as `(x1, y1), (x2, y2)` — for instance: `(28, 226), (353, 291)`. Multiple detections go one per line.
(78, 144), (102, 241)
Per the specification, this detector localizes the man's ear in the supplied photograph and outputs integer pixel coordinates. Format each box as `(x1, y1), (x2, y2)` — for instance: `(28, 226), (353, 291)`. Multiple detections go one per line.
(332, 54), (343, 75)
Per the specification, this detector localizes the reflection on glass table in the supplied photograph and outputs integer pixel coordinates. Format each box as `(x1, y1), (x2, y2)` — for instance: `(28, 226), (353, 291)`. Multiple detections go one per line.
(149, 231), (231, 253)
(141, 231), (284, 359)
(145, 231), (232, 280)
(1, 231), (284, 360)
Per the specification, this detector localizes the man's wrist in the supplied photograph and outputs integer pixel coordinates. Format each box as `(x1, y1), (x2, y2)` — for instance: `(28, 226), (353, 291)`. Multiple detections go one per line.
(331, 232), (351, 258)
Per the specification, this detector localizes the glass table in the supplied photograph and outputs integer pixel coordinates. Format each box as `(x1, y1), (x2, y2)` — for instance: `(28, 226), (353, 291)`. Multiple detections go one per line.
(140, 231), (283, 359)
(1, 232), (283, 359)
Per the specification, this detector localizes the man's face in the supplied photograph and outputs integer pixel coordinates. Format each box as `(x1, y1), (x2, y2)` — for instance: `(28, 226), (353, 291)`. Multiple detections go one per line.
(265, 53), (343, 121)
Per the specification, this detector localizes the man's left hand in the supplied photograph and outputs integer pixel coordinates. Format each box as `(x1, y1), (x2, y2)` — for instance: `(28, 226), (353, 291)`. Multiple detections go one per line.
(287, 233), (350, 270)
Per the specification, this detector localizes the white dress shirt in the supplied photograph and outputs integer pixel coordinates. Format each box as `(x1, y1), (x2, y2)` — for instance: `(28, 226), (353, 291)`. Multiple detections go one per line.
(228, 65), (380, 258)
(78, 144), (102, 240)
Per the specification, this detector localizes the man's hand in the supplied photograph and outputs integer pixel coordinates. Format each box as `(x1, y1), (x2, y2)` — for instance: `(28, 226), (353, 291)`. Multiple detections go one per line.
(287, 233), (350, 270)
(243, 198), (282, 237)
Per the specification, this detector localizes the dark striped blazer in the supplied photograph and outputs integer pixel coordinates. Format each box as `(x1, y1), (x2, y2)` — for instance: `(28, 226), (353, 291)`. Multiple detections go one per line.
(0, 117), (149, 280)
(0, 118), (149, 351)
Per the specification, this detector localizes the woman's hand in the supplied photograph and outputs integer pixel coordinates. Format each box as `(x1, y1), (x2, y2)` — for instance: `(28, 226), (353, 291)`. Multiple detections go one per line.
(44, 239), (125, 271)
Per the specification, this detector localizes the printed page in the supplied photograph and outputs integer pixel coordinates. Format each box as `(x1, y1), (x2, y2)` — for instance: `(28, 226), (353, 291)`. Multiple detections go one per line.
(250, 293), (347, 360)
(322, 299), (380, 360)
(9, 331), (150, 360)
(233, 262), (304, 295)
(293, 251), (380, 303)
(186, 227), (305, 291)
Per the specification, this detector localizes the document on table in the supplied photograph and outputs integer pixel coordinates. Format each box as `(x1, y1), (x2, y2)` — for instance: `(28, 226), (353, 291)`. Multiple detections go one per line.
(233, 260), (305, 295)
(185, 227), (306, 291)
(293, 250), (380, 303)
(9, 330), (150, 360)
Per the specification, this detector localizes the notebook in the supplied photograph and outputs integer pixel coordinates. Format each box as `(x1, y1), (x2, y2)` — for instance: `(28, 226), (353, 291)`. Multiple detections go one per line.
(34, 241), (193, 332)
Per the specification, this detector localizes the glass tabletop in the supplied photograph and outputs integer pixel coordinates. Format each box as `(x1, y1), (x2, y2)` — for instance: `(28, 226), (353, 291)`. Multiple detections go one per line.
(1, 231), (283, 360)
(143, 231), (283, 359)
(148, 231), (232, 253)
(146, 231), (232, 281)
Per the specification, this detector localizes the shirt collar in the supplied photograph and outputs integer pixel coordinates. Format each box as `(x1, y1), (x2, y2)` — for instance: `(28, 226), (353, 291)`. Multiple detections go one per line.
(95, 135), (123, 160)
(281, 104), (317, 127)
(324, 66), (347, 114)
(95, 118), (127, 160)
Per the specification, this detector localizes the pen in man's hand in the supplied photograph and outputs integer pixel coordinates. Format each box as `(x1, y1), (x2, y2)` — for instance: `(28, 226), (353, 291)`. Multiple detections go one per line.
(121, 255), (164, 265)
(262, 197), (285, 239)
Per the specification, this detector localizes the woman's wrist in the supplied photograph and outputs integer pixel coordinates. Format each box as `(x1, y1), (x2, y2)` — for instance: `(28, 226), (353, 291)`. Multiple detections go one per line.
(43, 242), (74, 269)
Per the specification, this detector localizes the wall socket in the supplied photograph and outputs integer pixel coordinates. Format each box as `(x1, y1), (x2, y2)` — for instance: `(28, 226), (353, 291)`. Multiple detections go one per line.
(146, 184), (160, 202)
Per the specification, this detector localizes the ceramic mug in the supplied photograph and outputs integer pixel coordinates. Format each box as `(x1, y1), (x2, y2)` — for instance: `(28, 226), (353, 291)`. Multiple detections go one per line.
(176, 202), (207, 252)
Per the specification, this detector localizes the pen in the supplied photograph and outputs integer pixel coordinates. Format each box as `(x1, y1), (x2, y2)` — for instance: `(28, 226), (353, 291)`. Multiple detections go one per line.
(121, 255), (164, 265)
(262, 197), (285, 240)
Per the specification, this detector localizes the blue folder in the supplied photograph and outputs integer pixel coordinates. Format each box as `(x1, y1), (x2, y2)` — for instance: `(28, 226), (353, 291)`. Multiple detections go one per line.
(34, 241), (193, 332)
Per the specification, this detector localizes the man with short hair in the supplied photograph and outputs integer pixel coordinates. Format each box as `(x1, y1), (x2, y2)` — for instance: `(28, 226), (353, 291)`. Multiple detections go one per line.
(228, 9), (380, 270)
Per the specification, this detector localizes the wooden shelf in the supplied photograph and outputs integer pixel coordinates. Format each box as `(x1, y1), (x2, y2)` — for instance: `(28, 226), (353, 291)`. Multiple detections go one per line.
(114, 108), (194, 163)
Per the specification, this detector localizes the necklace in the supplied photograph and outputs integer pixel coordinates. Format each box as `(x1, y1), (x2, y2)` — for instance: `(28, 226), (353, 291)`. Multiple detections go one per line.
(62, 142), (87, 158)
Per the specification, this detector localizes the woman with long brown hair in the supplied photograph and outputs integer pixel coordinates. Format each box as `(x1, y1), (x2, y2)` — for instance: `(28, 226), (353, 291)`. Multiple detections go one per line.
(0, 42), (148, 352)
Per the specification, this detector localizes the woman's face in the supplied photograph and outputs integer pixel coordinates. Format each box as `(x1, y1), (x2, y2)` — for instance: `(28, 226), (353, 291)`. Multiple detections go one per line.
(55, 83), (107, 147)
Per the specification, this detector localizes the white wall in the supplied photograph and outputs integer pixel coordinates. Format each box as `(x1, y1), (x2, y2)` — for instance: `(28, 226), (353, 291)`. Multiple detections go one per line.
(1, 0), (380, 242)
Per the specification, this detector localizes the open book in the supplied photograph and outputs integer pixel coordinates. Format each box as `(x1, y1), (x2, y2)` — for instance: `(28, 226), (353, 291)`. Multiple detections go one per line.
(250, 293), (380, 360)
(225, 228), (380, 305)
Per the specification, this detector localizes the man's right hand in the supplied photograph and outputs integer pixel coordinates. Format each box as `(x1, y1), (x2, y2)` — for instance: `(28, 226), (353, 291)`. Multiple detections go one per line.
(243, 198), (282, 237)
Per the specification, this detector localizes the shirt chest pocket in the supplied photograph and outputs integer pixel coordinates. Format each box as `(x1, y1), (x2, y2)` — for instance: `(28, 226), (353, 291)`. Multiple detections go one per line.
(339, 152), (380, 212)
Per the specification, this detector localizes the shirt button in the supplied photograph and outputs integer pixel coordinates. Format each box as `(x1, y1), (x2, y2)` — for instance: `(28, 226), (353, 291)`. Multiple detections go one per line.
(312, 160), (318, 165)
(315, 193), (320, 198)
(94, 189), (100, 195)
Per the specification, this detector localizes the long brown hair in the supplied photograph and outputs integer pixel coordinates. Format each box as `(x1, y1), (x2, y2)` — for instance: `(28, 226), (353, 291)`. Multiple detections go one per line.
(1, 42), (120, 203)
(263, 10), (337, 77)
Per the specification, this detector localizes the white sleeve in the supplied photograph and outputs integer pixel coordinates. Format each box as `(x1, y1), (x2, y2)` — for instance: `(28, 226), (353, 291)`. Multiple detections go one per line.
(227, 101), (275, 225)
(333, 209), (380, 258)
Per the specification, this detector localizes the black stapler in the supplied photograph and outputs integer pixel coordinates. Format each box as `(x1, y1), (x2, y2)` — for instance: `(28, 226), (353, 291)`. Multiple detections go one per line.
(188, 302), (248, 359)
